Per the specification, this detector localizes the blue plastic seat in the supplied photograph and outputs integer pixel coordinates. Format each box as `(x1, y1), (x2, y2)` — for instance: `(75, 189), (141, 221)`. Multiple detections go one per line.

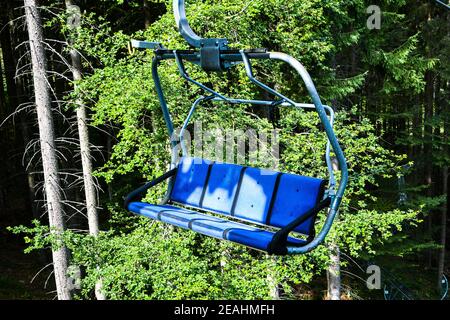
(129, 202), (306, 251)
(126, 157), (327, 254)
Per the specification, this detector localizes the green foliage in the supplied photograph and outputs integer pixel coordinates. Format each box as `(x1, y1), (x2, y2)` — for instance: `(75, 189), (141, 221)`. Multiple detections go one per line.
(16, 0), (435, 300)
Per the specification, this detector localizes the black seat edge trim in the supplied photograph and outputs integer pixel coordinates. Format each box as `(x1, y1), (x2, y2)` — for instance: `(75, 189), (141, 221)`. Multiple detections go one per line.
(230, 166), (247, 216)
(167, 161), (183, 202)
(264, 172), (283, 225)
(198, 161), (215, 207)
(306, 178), (329, 238)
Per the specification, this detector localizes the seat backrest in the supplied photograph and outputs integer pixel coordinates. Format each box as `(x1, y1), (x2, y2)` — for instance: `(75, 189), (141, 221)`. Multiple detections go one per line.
(169, 157), (327, 236)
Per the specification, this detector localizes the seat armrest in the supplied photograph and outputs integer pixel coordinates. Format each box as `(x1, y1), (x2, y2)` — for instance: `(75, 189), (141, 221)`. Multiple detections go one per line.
(123, 168), (177, 209)
(268, 197), (331, 255)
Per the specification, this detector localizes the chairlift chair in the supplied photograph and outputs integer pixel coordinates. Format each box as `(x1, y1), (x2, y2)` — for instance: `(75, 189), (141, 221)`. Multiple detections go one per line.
(124, 0), (348, 255)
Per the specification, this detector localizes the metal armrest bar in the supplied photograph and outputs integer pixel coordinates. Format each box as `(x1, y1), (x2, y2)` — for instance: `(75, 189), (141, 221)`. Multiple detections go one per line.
(123, 168), (178, 209)
(268, 197), (332, 255)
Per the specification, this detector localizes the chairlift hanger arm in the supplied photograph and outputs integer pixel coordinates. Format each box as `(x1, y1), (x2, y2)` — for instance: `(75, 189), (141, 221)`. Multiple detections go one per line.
(173, 0), (203, 48)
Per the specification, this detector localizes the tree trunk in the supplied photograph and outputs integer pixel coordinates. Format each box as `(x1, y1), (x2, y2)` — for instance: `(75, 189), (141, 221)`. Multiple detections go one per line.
(267, 256), (280, 299)
(424, 70), (434, 269)
(143, 0), (151, 28)
(106, 132), (113, 201)
(66, 17), (99, 236)
(438, 166), (448, 291)
(412, 102), (423, 171)
(0, 14), (18, 112)
(65, 0), (104, 299)
(327, 137), (341, 300)
(327, 243), (341, 300)
(24, 0), (72, 300)
(0, 49), (5, 114)
(437, 78), (448, 291)
(4, 0), (41, 223)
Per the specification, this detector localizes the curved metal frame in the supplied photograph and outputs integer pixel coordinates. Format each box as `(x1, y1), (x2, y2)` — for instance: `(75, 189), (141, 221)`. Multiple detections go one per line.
(173, 0), (202, 48)
(173, 0), (228, 49)
(131, 0), (348, 254)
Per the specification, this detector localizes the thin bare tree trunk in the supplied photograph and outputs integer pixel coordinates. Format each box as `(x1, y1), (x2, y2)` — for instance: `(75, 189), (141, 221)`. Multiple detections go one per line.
(24, 0), (72, 300)
(424, 69), (435, 269)
(4, 0), (41, 223)
(267, 256), (280, 299)
(74, 89), (100, 234)
(66, 13), (99, 236)
(327, 145), (341, 300)
(106, 133), (113, 201)
(327, 243), (341, 300)
(65, 0), (104, 300)
(0, 50), (5, 115)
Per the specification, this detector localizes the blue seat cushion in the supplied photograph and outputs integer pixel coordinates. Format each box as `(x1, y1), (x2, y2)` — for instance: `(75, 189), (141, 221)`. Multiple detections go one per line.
(128, 202), (305, 251)
(270, 173), (327, 235)
(170, 157), (212, 207)
(201, 161), (243, 214)
(128, 202), (181, 220)
(232, 167), (278, 224)
(167, 157), (327, 237)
